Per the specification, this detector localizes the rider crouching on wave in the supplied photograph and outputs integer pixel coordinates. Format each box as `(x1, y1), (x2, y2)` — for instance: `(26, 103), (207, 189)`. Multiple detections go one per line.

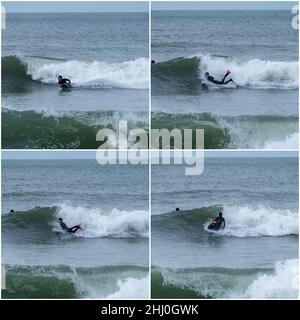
(57, 75), (71, 86)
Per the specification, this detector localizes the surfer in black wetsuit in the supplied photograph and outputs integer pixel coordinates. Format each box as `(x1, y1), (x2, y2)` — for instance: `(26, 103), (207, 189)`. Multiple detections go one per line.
(208, 212), (225, 231)
(58, 218), (83, 233)
(57, 75), (72, 87)
(204, 70), (234, 85)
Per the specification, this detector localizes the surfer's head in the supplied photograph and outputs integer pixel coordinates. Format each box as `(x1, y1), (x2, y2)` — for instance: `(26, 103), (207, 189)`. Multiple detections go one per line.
(204, 72), (209, 78)
(219, 212), (223, 217)
(58, 218), (63, 222)
(57, 75), (62, 80)
(176, 207), (180, 211)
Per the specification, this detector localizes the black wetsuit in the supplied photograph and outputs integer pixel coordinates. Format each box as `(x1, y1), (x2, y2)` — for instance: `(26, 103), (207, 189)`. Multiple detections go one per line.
(59, 221), (81, 233)
(58, 78), (71, 85)
(58, 78), (71, 88)
(208, 216), (225, 231)
(207, 73), (233, 85)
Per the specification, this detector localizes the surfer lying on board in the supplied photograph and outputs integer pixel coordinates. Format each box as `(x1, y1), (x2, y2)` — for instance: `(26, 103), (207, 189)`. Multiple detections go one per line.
(204, 70), (235, 85)
(57, 75), (72, 87)
(58, 218), (85, 233)
(208, 212), (226, 231)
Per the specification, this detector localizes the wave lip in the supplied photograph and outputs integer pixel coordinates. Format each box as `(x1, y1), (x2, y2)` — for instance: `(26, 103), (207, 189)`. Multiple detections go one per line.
(198, 54), (299, 89)
(2, 55), (149, 90)
(152, 259), (299, 299)
(155, 204), (298, 238)
(264, 132), (299, 149)
(56, 203), (149, 239)
(104, 276), (149, 299)
(206, 205), (299, 238)
(243, 259), (299, 299)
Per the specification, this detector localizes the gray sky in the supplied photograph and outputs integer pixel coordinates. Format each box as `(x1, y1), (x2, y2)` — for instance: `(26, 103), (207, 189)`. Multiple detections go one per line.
(3, 1), (296, 13)
(3, 1), (148, 13)
(152, 1), (297, 11)
(2, 150), (297, 160)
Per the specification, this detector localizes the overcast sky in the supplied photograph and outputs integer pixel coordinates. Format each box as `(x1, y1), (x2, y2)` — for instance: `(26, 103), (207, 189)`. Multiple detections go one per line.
(3, 1), (148, 13)
(152, 1), (297, 11)
(3, 1), (296, 13)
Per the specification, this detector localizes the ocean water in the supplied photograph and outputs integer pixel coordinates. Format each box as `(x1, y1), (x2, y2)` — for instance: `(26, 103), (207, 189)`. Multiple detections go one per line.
(2, 12), (149, 148)
(152, 10), (299, 149)
(2, 159), (149, 298)
(151, 156), (299, 298)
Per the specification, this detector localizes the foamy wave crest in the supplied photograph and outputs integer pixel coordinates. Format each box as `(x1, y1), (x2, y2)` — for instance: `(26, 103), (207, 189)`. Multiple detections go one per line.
(104, 276), (149, 299)
(27, 58), (149, 89)
(198, 54), (298, 89)
(264, 132), (299, 149)
(206, 205), (298, 237)
(55, 203), (149, 238)
(244, 259), (299, 299)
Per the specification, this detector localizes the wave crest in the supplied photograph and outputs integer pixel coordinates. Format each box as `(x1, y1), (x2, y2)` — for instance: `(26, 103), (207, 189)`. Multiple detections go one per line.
(199, 54), (299, 89)
(155, 204), (298, 238)
(3, 204), (149, 241)
(2, 55), (149, 90)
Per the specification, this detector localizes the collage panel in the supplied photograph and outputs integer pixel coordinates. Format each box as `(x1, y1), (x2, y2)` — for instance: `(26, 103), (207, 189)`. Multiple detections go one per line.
(2, 1), (149, 149)
(151, 1), (298, 149)
(151, 151), (298, 299)
(2, 151), (149, 299)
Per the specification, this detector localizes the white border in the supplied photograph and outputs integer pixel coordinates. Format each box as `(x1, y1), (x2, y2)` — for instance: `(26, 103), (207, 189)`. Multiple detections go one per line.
(0, 0), (299, 301)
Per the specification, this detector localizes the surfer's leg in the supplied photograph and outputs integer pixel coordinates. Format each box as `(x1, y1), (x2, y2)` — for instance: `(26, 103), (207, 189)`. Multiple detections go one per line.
(68, 225), (81, 233)
(211, 79), (223, 85)
(221, 70), (232, 84)
(221, 72), (231, 84)
(224, 78), (234, 85)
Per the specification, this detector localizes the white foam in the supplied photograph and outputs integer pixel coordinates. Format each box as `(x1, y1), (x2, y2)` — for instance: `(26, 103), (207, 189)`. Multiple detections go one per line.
(215, 115), (298, 149)
(264, 132), (299, 149)
(244, 259), (299, 299)
(55, 203), (149, 238)
(198, 54), (298, 89)
(26, 57), (149, 89)
(104, 276), (149, 299)
(205, 205), (298, 237)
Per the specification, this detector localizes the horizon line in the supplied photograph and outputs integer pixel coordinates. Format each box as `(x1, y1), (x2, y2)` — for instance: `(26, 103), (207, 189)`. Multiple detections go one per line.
(5, 8), (292, 13)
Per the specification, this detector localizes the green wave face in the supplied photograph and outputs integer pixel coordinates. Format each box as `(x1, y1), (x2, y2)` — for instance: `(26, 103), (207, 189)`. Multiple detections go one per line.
(3, 265), (148, 299)
(152, 57), (201, 95)
(152, 113), (298, 149)
(2, 56), (40, 93)
(151, 266), (271, 299)
(2, 109), (148, 149)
